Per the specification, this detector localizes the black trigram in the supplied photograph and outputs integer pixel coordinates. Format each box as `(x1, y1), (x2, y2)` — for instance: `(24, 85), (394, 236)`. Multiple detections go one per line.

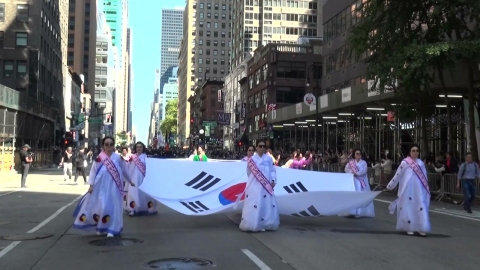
(185, 171), (221, 191)
(180, 201), (210, 213)
(283, 181), (308, 193)
(291, 205), (321, 217)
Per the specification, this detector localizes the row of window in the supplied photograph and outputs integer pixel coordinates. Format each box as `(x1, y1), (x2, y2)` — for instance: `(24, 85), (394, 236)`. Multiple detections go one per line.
(195, 76), (224, 82)
(198, 67), (226, 75)
(197, 12), (229, 20)
(246, 0), (318, 9)
(196, 39), (231, 47)
(323, 0), (367, 42)
(197, 3), (227, 10)
(2, 60), (27, 78)
(197, 58), (226, 65)
(197, 49), (229, 56)
(323, 45), (371, 75)
(197, 30), (231, 38)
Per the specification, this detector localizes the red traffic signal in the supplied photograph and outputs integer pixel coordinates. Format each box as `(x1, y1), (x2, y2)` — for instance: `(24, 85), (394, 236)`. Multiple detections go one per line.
(64, 140), (68, 145)
(238, 141), (242, 146)
(190, 119), (194, 124)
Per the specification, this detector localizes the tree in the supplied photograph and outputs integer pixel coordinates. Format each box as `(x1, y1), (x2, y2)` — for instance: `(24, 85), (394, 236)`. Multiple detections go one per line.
(116, 131), (128, 146)
(160, 99), (178, 134)
(348, 0), (480, 160)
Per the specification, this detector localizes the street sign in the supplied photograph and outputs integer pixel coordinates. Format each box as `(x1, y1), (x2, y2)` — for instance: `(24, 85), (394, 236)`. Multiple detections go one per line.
(202, 121), (217, 127)
(88, 118), (103, 123)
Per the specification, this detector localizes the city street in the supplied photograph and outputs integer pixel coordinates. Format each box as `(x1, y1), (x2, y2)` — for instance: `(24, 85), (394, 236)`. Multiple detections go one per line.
(0, 168), (479, 270)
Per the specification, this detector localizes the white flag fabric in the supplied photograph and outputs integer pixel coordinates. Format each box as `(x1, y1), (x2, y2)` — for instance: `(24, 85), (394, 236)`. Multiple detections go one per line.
(139, 159), (381, 216)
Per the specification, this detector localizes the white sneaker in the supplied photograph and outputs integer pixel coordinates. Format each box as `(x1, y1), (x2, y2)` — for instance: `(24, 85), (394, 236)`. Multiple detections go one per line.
(418, 232), (426, 236)
(107, 233), (114, 238)
(96, 232), (102, 235)
(128, 211), (134, 216)
(407, 231), (414, 235)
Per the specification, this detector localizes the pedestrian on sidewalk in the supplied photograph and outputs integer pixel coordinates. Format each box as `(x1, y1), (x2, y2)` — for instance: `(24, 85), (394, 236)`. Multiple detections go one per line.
(456, 153), (480, 214)
(74, 146), (88, 185)
(19, 144), (33, 188)
(60, 147), (74, 182)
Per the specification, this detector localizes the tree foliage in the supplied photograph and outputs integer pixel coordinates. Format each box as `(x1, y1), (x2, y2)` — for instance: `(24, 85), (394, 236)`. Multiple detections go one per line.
(160, 99), (178, 134)
(348, 0), (480, 158)
(116, 131), (128, 146)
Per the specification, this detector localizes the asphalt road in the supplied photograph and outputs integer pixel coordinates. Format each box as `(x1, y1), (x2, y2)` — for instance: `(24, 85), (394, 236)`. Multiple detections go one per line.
(0, 168), (479, 270)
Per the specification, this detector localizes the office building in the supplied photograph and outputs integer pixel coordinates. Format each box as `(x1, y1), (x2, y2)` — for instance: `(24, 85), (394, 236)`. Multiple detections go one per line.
(67, 0), (97, 95)
(0, 0), (65, 156)
(161, 71), (179, 123)
(177, 0), (195, 145)
(160, 8), (183, 94)
(230, 0), (319, 68)
(126, 27), (132, 131)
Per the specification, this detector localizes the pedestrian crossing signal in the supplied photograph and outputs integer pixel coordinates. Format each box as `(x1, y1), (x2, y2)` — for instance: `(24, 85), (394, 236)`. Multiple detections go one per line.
(64, 140), (68, 145)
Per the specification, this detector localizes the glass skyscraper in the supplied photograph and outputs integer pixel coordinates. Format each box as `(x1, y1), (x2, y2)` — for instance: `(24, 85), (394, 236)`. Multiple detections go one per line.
(101, 0), (124, 58)
(160, 8), (184, 94)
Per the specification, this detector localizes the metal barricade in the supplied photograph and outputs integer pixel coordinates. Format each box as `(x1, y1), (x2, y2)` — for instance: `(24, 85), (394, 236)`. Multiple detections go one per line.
(307, 163), (480, 201)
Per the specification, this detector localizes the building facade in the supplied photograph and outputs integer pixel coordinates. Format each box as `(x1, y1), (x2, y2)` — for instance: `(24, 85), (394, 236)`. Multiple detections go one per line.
(67, 0), (97, 95)
(160, 8), (183, 94)
(177, 0), (196, 145)
(230, 0), (320, 69)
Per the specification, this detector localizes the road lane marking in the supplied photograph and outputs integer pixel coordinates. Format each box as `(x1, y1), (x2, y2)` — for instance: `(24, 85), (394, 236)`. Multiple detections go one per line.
(374, 198), (480, 222)
(0, 191), (19, 198)
(0, 195), (82, 260)
(241, 249), (273, 270)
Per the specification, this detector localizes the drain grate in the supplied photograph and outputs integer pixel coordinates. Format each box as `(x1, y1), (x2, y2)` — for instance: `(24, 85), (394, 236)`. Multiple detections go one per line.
(144, 258), (215, 269)
(89, 238), (143, 246)
(1, 233), (54, 241)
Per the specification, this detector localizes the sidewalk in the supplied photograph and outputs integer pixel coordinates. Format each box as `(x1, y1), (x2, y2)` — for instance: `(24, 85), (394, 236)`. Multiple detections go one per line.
(0, 166), (61, 184)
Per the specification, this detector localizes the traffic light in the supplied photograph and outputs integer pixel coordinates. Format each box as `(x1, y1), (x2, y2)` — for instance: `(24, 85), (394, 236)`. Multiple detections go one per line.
(190, 119), (194, 124)
(64, 140), (68, 145)
(238, 141), (242, 146)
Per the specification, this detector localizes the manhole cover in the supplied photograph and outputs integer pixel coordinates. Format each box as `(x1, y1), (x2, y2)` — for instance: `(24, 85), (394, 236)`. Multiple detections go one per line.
(330, 229), (450, 238)
(144, 258), (215, 269)
(1, 233), (54, 241)
(89, 238), (143, 246)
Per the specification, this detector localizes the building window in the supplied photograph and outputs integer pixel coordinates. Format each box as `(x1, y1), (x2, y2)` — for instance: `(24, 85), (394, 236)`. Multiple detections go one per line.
(261, 89), (267, 105)
(0, 3), (5, 22)
(0, 31), (4, 48)
(276, 61), (306, 79)
(16, 4), (29, 22)
(254, 92), (260, 108)
(3, 61), (14, 77)
(15, 32), (28, 46)
(17, 61), (27, 77)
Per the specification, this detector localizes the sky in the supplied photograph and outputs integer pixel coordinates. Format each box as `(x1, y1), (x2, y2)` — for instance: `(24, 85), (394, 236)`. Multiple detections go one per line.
(129, 0), (185, 143)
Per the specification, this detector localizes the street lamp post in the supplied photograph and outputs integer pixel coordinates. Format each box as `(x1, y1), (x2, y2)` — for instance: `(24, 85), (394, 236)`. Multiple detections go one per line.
(306, 64), (320, 152)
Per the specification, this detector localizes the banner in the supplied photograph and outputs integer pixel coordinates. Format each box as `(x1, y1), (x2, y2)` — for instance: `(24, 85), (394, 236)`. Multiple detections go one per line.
(140, 159), (380, 216)
(216, 112), (231, 126)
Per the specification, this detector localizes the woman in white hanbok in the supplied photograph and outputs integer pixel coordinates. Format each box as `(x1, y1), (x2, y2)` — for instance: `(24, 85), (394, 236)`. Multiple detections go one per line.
(125, 142), (158, 216)
(344, 149), (375, 218)
(239, 140), (280, 232)
(386, 144), (430, 236)
(73, 136), (133, 237)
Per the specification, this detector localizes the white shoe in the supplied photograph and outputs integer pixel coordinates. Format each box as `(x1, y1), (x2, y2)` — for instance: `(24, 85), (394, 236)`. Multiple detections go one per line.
(107, 233), (114, 238)
(128, 211), (134, 216)
(96, 232), (102, 235)
(418, 232), (426, 236)
(407, 231), (414, 235)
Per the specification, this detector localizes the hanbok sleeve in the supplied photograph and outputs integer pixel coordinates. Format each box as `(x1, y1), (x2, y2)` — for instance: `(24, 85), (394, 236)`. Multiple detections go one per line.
(345, 161), (352, 173)
(88, 161), (98, 185)
(269, 156), (277, 180)
(302, 157), (312, 166)
(121, 159), (132, 184)
(357, 161), (368, 177)
(386, 161), (407, 190)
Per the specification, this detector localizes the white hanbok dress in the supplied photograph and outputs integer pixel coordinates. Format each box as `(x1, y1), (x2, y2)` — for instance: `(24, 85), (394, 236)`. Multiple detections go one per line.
(344, 159), (375, 217)
(125, 154), (158, 216)
(73, 153), (126, 235)
(239, 153), (280, 232)
(387, 159), (431, 233)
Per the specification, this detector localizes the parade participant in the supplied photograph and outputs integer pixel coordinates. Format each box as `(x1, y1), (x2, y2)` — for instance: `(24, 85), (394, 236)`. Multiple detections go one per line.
(121, 147), (130, 161)
(242, 145), (255, 161)
(344, 149), (375, 218)
(239, 140), (279, 232)
(189, 149), (197, 160)
(193, 146), (208, 161)
(290, 152), (312, 169)
(386, 144), (430, 236)
(282, 151), (296, 168)
(73, 136), (133, 237)
(125, 142), (158, 216)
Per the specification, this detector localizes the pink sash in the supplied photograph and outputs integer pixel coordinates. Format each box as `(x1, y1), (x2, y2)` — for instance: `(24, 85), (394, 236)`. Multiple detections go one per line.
(131, 154), (146, 177)
(98, 152), (125, 194)
(404, 157), (430, 194)
(348, 159), (366, 189)
(247, 157), (274, 196)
